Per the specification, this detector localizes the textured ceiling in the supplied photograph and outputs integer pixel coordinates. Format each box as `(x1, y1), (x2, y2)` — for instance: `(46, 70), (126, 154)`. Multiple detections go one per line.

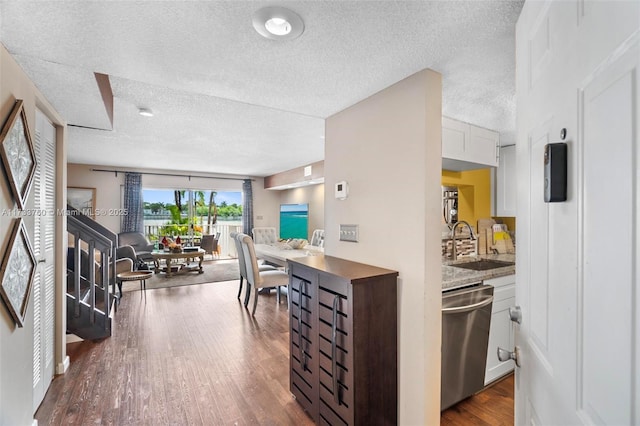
(0, 1), (524, 177)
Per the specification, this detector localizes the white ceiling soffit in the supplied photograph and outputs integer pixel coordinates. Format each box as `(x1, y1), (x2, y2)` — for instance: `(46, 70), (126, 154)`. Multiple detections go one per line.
(0, 1), (524, 176)
(10, 55), (113, 131)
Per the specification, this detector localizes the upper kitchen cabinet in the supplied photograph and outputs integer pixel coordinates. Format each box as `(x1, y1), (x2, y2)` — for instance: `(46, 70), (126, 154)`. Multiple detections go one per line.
(442, 116), (500, 171)
(495, 144), (516, 217)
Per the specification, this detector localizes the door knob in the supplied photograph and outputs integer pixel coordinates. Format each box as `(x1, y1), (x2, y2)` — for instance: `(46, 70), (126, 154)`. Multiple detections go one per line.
(497, 346), (521, 367)
(509, 306), (522, 324)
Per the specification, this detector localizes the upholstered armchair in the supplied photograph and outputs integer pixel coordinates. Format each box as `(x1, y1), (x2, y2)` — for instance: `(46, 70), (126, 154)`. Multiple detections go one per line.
(116, 245), (138, 265)
(117, 232), (155, 262)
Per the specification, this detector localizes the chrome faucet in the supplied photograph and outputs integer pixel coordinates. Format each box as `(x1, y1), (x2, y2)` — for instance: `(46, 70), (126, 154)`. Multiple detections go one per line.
(450, 220), (476, 261)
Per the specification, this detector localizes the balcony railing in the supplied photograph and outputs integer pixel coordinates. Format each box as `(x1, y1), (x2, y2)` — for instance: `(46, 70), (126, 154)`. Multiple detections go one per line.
(144, 222), (242, 258)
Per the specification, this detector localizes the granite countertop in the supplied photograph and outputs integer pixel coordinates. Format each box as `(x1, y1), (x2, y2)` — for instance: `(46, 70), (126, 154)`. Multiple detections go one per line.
(442, 254), (516, 291)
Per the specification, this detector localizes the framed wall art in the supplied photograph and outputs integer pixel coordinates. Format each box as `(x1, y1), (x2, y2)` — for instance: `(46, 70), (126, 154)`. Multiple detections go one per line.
(0, 218), (37, 327)
(0, 99), (37, 209)
(67, 187), (96, 218)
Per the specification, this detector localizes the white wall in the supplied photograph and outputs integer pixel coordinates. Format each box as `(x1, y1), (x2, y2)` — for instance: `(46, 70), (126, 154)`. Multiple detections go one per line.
(325, 69), (442, 424)
(221, 178), (323, 239)
(0, 43), (66, 425)
(252, 180), (280, 232)
(67, 164), (125, 231)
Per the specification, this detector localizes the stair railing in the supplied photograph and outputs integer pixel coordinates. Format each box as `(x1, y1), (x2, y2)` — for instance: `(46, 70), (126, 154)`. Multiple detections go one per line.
(67, 213), (114, 324)
(67, 204), (119, 289)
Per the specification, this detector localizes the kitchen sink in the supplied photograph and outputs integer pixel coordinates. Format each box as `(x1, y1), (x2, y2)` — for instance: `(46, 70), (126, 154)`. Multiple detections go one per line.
(451, 259), (515, 271)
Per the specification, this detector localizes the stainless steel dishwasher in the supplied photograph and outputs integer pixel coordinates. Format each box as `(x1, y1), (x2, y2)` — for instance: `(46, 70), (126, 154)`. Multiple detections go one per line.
(441, 284), (494, 410)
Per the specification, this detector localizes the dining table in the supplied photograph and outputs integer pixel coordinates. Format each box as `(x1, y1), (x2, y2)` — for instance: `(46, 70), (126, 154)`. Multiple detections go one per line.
(253, 243), (323, 268)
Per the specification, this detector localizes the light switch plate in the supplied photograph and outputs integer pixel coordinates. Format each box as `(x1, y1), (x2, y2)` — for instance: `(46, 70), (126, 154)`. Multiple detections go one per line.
(339, 224), (359, 242)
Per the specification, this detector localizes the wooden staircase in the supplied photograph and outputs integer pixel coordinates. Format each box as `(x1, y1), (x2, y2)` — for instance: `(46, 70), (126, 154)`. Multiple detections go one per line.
(66, 208), (118, 340)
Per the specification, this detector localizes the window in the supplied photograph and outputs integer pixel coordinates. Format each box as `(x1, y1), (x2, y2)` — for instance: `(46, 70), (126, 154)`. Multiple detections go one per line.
(142, 189), (242, 240)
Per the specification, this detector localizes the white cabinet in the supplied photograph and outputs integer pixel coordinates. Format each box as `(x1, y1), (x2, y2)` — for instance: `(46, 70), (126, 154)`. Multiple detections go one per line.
(484, 274), (515, 385)
(469, 125), (500, 167)
(495, 144), (517, 217)
(441, 116), (468, 161)
(442, 116), (499, 171)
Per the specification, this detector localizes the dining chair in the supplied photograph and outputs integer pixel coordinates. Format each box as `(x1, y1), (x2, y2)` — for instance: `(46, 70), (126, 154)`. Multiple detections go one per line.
(231, 232), (277, 305)
(309, 229), (325, 247)
(251, 227), (278, 244)
(240, 234), (290, 315)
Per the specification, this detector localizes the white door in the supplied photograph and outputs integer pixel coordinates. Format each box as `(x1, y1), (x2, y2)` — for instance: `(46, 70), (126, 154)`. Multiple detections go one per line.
(515, 1), (640, 424)
(32, 109), (56, 412)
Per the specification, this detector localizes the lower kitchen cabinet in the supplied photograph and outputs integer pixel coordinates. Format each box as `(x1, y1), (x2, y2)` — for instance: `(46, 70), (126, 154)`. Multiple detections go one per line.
(484, 274), (516, 385)
(288, 255), (399, 425)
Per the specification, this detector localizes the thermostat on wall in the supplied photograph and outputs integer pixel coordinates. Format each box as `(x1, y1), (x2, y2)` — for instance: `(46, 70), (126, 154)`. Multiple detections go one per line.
(335, 181), (349, 200)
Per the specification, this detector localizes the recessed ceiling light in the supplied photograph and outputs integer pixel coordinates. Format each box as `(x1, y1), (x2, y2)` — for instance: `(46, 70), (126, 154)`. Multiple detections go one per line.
(252, 6), (304, 40)
(138, 108), (154, 117)
(265, 17), (291, 36)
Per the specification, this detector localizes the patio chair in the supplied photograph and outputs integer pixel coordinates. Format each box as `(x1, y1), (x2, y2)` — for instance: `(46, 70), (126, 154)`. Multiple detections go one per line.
(200, 234), (219, 259)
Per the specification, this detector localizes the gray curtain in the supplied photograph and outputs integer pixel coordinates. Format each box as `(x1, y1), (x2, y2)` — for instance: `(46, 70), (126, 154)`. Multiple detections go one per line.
(122, 172), (143, 233)
(242, 179), (253, 235)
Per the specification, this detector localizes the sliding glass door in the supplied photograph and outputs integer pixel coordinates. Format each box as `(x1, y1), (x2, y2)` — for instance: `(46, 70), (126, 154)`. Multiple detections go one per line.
(142, 189), (243, 257)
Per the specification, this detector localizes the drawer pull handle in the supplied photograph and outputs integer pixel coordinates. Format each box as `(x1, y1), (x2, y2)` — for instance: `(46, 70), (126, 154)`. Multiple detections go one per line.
(331, 294), (340, 404)
(442, 296), (493, 314)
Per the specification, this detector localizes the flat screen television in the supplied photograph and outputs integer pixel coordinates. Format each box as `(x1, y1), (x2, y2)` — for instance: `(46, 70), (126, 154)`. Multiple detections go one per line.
(280, 203), (309, 240)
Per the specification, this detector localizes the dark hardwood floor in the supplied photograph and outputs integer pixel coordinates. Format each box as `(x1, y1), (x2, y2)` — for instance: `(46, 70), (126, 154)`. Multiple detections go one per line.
(441, 373), (514, 426)
(36, 279), (514, 425)
(36, 281), (314, 425)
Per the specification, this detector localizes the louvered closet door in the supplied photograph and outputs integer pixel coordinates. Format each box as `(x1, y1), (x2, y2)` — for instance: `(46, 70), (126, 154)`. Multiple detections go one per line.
(32, 109), (56, 412)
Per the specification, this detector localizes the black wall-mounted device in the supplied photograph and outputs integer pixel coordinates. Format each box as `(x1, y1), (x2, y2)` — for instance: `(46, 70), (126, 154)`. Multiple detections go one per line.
(544, 142), (567, 202)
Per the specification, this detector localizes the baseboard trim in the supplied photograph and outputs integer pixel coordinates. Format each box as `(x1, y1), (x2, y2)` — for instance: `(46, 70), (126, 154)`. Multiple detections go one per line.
(66, 333), (84, 344)
(56, 355), (70, 375)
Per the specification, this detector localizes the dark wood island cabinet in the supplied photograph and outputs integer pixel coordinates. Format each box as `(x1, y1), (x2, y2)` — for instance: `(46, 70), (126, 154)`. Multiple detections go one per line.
(288, 255), (399, 425)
